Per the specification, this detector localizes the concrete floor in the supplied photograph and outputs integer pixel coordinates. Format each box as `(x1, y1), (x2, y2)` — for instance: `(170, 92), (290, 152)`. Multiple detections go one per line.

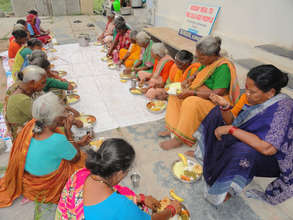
(0, 15), (293, 220)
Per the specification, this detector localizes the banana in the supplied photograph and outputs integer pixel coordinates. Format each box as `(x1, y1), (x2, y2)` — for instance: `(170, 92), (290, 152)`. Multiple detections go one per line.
(170, 189), (184, 202)
(178, 153), (188, 167)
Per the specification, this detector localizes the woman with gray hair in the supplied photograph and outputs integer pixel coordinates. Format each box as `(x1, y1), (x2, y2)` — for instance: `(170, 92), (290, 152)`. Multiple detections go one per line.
(159, 36), (240, 151)
(118, 30), (142, 68)
(4, 65), (47, 139)
(0, 92), (89, 207)
(124, 31), (155, 75)
(145, 49), (196, 100)
(138, 42), (173, 86)
(28, 52), (75, 93)
(97, 10), (115, 47)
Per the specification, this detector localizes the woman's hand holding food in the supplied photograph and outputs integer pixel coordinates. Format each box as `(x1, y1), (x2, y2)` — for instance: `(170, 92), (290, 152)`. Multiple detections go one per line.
(73, 119), (83, 128)
(143, 196), (160, 211)
(168, 200), (182, 215)
(77, 134), (92, 147)
(181, 79), (191, 89)
(209, 93), (230, 108)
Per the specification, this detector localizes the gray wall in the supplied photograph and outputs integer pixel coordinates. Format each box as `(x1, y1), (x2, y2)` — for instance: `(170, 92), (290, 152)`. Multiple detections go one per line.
(11, 0), (81, 17)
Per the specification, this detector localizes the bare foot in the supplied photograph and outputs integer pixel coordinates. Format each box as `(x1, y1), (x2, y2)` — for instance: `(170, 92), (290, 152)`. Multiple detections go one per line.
(160, 138), (183, 150)
(158, 130), (171, 137)
(184, 150), (195, 157)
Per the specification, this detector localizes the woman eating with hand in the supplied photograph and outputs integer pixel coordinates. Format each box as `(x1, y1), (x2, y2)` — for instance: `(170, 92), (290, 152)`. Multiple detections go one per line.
(0, 92), (89, 207)
(138, 42), (174, 89)
(159, 36), (240, 150)
(124, 31), (154, 75)
(107, 21), (131, 64)
(192, 65), (293, 206)
(145, 50), (196, 100)
(56, 138), (182, 220)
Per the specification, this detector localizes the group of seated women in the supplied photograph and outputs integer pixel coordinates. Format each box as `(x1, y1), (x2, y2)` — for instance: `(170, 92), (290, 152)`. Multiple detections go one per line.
(95, 14), (293, 207)
(0, 12), (292, 220)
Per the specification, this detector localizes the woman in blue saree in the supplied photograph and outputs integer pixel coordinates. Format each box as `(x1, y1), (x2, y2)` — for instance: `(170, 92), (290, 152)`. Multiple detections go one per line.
(191, 65), (293, 206)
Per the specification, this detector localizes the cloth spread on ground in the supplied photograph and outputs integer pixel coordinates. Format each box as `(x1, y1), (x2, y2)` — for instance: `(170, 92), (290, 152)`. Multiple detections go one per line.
(1, 43), (165, 136)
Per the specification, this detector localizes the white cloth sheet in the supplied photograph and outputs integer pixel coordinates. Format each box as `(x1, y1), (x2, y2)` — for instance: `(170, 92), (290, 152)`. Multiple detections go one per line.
(47, 43), (165, 133)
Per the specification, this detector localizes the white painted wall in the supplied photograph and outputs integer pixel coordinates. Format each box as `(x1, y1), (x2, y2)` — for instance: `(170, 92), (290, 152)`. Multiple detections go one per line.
(155, 0), (293, 48)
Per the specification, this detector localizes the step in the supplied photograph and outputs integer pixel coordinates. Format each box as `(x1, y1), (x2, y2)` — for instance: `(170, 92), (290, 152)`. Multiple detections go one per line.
(235, 58), (293, 97)
(254, 44), (293, 74)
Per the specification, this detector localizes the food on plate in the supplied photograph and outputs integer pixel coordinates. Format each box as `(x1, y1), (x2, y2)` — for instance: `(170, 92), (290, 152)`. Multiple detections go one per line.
(76, 115), (96, 127)
(49, 48), (57, 52)
(147, 101), (167, 112)
(172, 158), (202, 183)
(120, 79), (127, 83)
(130, 88), (142, 95)
(94, 42), (103, 46)
(90, 138), (104, 148)
(158, 196), (190, 220)
(169, 189), (184, 202)
(108, 64), (117, 70)
(158, 197), (170, 212)
(165, 82), (182, 95)
(178, 153), (187, 166)
(193, 164), (203, 175)
(58, 70), (67, 77)
(66, 94), (80, 104)
(49, 56), (58, 61)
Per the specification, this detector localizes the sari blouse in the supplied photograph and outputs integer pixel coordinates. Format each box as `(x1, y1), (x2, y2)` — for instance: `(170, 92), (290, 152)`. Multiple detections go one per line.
(197, 64), (231, 90)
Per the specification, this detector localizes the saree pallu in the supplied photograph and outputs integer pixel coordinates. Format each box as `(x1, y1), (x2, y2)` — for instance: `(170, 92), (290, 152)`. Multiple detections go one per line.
(194, 94), (293, 205)
(119, 43), (142, 68)
(165, 58), (239, 146)
(12, 46), (26, 82)
(55, 168), (145, 220)
(112, 30), (131, 63)
(0, 119), (86, 207)
(134, 40), (155, 73)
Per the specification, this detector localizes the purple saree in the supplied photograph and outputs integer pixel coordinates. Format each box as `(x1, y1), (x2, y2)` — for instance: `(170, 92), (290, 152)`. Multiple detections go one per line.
(194, 94), (293, 205)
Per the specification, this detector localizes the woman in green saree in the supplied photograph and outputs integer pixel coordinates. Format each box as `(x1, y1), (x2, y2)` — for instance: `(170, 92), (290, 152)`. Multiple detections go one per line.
(123, 31), (154, 75)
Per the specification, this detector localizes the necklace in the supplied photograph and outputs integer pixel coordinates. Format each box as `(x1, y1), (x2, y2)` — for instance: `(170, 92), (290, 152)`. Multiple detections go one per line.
(90, 175), (114, 191)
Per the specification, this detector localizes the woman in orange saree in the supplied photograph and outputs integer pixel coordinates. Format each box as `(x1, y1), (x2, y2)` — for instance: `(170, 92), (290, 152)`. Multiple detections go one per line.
(118, 30), (142, 68)
(145, 49), (198, 100)
(0, 93), (91, 207)
(159, 36), (240, 150)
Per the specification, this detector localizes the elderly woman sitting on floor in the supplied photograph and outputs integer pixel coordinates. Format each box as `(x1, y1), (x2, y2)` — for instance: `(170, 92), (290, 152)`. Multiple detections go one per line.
(145, 50), (199, 100)
(4, 65), (47, 140)
(191, 65), (293, 206)
(97, 10), (115, 47)
(8, 29), (28, 59)
(107, 21), (131, 64)
(56, 138), (182, 220)
(138, 43), (174, 95)
(0, 92), (91, 207)
(124, 31), (154, 75)
(30, 54), (74, 92)
(12, 38), (43, 82)
(118, 30), (142, 68)
(159, 36), (240, 150)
